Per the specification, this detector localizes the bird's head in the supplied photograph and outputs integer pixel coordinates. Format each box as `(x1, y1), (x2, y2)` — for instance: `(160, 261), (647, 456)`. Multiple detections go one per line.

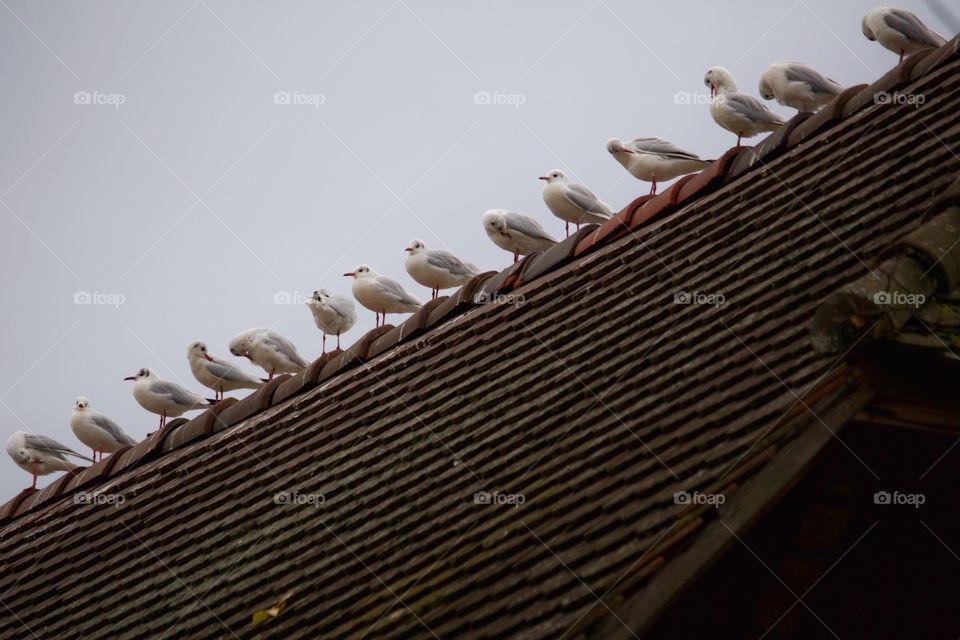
(124, 368), (151, 382)
(538, 169), (567, 183)
(606, 139), (633, 155)
(405, 239), (427, 255)
(704, 66), (735, 96)
(73, 396), (89, 412)
(344, 264), (372, 279)
(482, 210), (509, 236)
(188, 340), (214, 361)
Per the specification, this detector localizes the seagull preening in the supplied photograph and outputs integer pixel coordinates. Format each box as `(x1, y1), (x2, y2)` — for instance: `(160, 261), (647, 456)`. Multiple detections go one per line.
(404, 239), (479, 299)
(306, 288), (357, 353)
(124, 368), (214, 429)
(70, 397), (136, 462)
(345, 264), (422, 327)
(6, 431), (91, 490)
(188, 340), (264, 401)
(759, 62), (844, 113)
(482, 209), (559, 263)
(607, 138), (712, 195)
(229, 328), (309, 379)
(540, 170), (614, 237)
(704, 66), (786, 146)
(862, 5), (946, 62)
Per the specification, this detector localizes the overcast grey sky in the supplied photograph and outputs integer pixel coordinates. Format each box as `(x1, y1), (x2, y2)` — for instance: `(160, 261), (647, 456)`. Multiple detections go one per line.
(1, 0), (951, 491)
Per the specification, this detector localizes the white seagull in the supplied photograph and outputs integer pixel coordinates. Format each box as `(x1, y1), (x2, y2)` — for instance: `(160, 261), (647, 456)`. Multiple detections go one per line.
(759, 62), (844, 113)
(306, 288), (357, 353)
(6, 431), (91, 490)
(344, 264), (422, 327)
(482, 209), (558, 263)
(229, 328), (309, 379)
(70, 396), (136, 462)
(124, 367), (214, 428)
(187, 340), (264, 401)
(607, 138), (712, 195)
(539, 170), (615, 237)
(404, 239), (479, 300)
(862, 5), (946, 62)
(704, 66), (786, 146)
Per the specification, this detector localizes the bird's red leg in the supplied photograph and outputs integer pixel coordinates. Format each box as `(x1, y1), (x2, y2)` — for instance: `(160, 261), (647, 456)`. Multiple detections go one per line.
(650, 178), (657, 195)
(322, 335), (326, 355)
(736, 133), (743, 147)
(565, 222), (569, 238)
(576, 223), (581, 231)
(336, 332), (341, 350)
(513, 248), (519, 264)
(31, 464), (37, 490)
(899, 49), (905, 63)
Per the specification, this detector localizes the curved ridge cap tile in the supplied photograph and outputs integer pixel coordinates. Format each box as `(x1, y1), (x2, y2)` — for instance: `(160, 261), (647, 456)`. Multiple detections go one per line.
(516, 251), (546, 284)
(675, 147), (745, 204)
(63, 448), (129, 494)
(520, 230), (592, 283)
(99, 441), (148, 476)
(727, 113), (810, 180)
(273, 371), (310, 405)
(146, 417), (189, 455)
(474, 261), (523, 301)
(787, 84), (868, 147)
(396, 296), (449, 341)
(305, 350), (340, 383)
(366, 325), (406, 360)
(316, 328), (391, 384)
(16, 470), (78, 518)
(910, 35), (960, 81)
(1, 488), (38, 522)
(553, 223), (597, 259)
(841, 52), (934, 119)
(164, 396), (240, 451)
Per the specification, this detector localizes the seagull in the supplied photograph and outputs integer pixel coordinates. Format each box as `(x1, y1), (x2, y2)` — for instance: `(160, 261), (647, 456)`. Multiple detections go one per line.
(482, 209), (559, 263)
(187, 340), (264, 401)
(607, 138), (712, 195)
(404, 239), (479, 299)
(759, 61), (844, 113)
(704, 66), (786, 146)
(344, 264), (422, 327)
(70, 397), (136, 462)
(862, 5), (946, 62)
(306, 288), (357, 353)
(539, 170), (615, 237)
(229, 328), (309, 379)
(123, 368), (214, 429)
(6, 431), (92, 490)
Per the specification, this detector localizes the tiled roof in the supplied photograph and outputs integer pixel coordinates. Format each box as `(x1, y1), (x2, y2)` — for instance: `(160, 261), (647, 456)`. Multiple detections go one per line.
(1, 37), (959, 639)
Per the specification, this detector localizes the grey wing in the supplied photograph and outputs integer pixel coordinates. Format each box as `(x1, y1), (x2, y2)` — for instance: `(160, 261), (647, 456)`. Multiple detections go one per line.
(263, 333), (309, 368)
(152, 381), (204, 406)
(206, 360), (260, 384)
(90, 414), (136, 446)
(564, 183), (613, 216)
(378, 277), (421, 306)
(885, 8), (946, 46)
(506, 212), (558, 242)
(629, 137), (703, 161)
(726, 93), (785, 124)
(426, 251), (478, 277)
(784, 63), (842, 95)
(24, 434), (89, 461)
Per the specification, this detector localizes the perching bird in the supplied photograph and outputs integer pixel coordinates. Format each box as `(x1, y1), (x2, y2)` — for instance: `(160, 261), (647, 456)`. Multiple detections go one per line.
(539, 170), (614, 237)
(70, 396), (136, 462)
(704, 67), (786, 146)
(6, 431), (91, 490)
(482, 209), (559, 263)
(229, 328), (309, 379)
(862, 5), (946, 62)
(344, 264), (422, 327)
(759, 61), (844, 113)
(607, 138), (712, 195)
(404, 239), (479, 299)
(124, 368), (214, 429)
(306, 288), (357, 353)
(187, 340), (264, 401)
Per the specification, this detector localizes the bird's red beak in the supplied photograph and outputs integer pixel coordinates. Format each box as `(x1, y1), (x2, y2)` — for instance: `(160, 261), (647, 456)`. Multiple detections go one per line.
(623, 149), (635, 154)
(343, 272), (355, 277)
(538, 176), (549, 181)
(204, 354), (213, 361)
(709, 85), (716, 98)
(123, 376), (136, 381)
(404, 247), (413, 252)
